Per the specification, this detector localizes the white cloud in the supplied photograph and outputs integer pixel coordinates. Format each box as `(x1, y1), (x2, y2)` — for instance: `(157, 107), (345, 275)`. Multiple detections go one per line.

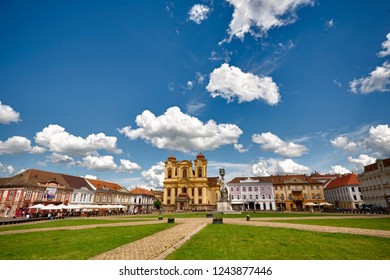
(141, 161), (165, 188)
(85, 174), (98, 180)
(330, 136), (358, 151)
(46, 153), (76, 166)
(348, 154), (376, 171)
(0, 162), (16, 176)
(377, 33), (390, 58)
(0, 136), (45, 155)
(349, 61), (390, 94)
(366, 124), (390, 157)
(324, 19), (334, 29)
(35, 124), (122, 156)
(188, 4), (210, 24)
(206, 63), (281, 105)
(252, 158), (310, 176)
(118, 106), (242, 153)
(252, 132), (308, 157)
(225, 0), (314, 41)
(81, 155), (118, 171)
(234, 143), (249, 153)
(330, 165), (351, 174)
(118, 159), (142, 173)
(0, 101), (21, 124)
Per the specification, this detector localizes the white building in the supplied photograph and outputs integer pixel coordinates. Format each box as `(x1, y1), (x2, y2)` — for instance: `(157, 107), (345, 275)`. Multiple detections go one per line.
(359, 158), (390, 209)
(324, 173), (363, 209)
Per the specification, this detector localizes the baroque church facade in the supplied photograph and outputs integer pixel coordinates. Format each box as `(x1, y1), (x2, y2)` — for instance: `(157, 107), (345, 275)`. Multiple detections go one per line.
(162, 153), (221, 211)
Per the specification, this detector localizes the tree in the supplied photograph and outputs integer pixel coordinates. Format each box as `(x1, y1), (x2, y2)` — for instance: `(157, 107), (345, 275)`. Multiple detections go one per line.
(154, 200), (162, 210)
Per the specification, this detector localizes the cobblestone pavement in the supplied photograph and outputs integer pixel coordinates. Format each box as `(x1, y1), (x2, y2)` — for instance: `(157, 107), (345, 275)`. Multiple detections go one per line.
(90, 218), (208, 260)
(1, 215), (389, 259)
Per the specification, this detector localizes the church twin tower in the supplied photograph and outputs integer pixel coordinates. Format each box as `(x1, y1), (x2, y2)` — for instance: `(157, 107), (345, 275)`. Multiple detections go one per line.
(162, 153), (221, 211)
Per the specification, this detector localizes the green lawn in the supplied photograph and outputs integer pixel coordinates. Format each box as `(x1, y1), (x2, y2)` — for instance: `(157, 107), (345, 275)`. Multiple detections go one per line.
(166, 224), (390, 260)
(0, 218), (148, 232)
(0, 224), (174, 260)
(266, 217), (390, 230)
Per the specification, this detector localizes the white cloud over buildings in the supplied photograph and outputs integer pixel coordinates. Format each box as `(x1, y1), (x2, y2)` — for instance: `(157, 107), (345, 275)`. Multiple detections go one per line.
(206, 63), (281, 105)
(118, 106), (243, 153)
(252, 158), (310, 176)
(35, 124), (122, 156)
(0, 136), (45, 155)
(252, 132), (308, 157)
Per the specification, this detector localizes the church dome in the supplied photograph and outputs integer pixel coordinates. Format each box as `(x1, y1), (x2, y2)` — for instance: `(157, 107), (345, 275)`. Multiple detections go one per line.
(196, 152), (205, 159)
(168, 154), (176, 161)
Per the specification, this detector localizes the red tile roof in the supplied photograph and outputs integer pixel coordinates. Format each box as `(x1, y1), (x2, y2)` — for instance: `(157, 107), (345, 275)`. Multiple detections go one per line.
(130, 188), (155, 196)
(86, 178), (125, 191)
(325, 174), (360, 190)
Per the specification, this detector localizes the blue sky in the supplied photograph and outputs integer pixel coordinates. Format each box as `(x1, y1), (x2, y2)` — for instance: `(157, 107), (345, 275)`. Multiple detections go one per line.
(1, 0), (390, 189)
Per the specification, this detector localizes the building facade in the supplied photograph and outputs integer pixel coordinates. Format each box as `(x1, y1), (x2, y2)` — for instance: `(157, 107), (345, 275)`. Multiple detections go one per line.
(129, 188), (156, 214)
(324, 173), (363, 209)
(359, 158), (390, 209)
(162, 153), (220, 211)
(272, 175), (325, 211)
(227, 177), (275, 211)
(0, 169), (136, 217)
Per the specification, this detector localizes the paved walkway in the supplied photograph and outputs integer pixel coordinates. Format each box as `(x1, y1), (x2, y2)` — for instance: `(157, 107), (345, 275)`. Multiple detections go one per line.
(1, 215), (389, 259)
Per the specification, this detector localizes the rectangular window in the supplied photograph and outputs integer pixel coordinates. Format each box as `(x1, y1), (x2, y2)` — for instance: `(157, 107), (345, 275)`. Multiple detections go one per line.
(198, 189), (202, 196)
(198, 199), (202, 204)
(37, 191), (43, 201)
(255, 195), (259, 199)
(237, 195), (240, 200)
(73, 193), (77, 202)
(9, 190), (15, 200)
(25, 190), (32, 200)
(243, 195), (246, 199)
(167, 189), (171, 196)
(248, 187), (252, 191)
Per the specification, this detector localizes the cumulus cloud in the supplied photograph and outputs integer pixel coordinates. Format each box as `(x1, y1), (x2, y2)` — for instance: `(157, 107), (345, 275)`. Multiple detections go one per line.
(330, 165), (351, 174)
(225, 0), (314, 41)
(206, 63), (281, 105)
(330, 136), (358, 151)
(234, 143), (249, 153)
(118, 159), (142, 173)
(349, 61), (390, 94)
(0, 162), (16, 175)
(46, 153), (76, 166)
(141, 161), (165, 188)
(81, 155), (118, 171)
(188, 4), (210, 24)
(252, 158), (310, 176)
(35, 124), (122, 156)
(0, 102), (21, 124)
(118, 106), (242, 153)
(366, 124), (390, 157)
(377, 33), (390, 58)
(348, 154), (376, 171)
(252, 132), (308, 157)
(0, 136), (45, 155)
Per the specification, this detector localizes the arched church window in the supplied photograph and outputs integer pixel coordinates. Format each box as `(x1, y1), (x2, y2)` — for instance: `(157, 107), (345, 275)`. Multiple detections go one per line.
(198, 167), (202, 177)
(183, 168), (188, 178)
(168, 168), (172, 178)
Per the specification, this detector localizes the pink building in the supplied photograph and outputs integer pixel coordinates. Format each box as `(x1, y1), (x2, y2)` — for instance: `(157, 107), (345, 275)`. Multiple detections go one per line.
(227, 177), (275, 211)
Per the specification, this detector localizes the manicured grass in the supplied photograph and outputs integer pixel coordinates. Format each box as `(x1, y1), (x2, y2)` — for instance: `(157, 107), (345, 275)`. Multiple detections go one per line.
(151, 212), (350, 219)
(266, 218), (390, 231)
(166, 224), (390, 260)
(0, 224), (174, 260)
(0, 218), (148, 232)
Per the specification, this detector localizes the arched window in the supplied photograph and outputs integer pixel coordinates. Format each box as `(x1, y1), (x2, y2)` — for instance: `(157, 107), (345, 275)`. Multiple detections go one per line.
(198, 167), (202, 177)
(183, 168), (188, 178)
(167, 168), (172, 178)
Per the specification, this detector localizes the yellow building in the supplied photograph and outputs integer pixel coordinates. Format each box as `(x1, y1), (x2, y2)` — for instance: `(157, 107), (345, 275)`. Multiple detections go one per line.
(162, 153), (220, 211)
